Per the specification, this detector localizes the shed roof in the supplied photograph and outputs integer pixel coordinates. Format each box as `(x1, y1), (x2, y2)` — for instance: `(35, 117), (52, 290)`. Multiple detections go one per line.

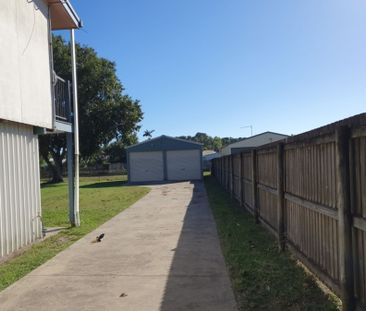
(126, 135), (203, 153)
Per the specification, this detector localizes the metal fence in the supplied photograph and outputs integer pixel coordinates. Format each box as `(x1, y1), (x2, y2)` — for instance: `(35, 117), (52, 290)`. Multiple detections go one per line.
(212, 113), (366, 311)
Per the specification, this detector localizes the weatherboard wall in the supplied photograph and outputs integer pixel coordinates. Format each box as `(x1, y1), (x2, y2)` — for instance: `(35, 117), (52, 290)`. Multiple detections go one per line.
(0, 0), (53, 129)
(0, 121), (43, 259)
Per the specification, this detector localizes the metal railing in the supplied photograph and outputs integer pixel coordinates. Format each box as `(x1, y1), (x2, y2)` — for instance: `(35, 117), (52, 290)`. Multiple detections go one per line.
(54, 75), (72, 123)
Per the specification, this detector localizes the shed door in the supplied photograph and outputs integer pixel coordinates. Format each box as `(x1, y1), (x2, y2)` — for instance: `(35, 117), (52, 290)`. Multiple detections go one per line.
(129, 151), (164, 182)
(167, 150), (201, 181)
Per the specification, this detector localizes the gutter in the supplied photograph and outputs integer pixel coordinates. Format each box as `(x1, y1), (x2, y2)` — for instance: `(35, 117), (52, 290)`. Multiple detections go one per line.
(62, 0), (83, 28)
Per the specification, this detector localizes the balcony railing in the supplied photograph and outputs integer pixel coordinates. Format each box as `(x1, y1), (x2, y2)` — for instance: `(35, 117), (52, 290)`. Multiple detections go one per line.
(54, 75), (72, 123)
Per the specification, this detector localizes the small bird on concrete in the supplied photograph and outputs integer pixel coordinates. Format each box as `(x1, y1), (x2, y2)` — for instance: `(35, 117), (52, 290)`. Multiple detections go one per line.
(92, 233), (105, 243)
(96, 233), (105, 242)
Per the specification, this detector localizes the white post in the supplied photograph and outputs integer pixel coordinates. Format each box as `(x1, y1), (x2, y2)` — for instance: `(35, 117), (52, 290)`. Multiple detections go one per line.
(70, 29), (80, 227)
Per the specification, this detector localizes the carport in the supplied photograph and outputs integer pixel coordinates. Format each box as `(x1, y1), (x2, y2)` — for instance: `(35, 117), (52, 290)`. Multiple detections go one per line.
(126, 135), (203, 183)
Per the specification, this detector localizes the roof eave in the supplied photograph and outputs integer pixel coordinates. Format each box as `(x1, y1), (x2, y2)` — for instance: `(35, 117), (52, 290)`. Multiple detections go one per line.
(47, 0), (82, 30)
(62, 0), (82, 28)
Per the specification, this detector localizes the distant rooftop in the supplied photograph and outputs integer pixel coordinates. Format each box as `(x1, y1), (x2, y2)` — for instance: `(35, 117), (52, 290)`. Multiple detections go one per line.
(220, 131), (288, 156)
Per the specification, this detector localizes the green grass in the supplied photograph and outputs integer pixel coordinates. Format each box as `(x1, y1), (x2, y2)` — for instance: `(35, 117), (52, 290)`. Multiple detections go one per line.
(0, 175), (149, 291)
(204, 175), (340, 311)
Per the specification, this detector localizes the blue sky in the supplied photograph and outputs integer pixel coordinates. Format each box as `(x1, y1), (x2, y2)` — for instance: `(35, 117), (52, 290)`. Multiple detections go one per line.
(65, 0), (366, 139)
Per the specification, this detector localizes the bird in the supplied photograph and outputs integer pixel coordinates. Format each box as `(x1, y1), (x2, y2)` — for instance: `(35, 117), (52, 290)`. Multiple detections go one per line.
(96, 233), (105, 242)
(91, 233), (105, 243)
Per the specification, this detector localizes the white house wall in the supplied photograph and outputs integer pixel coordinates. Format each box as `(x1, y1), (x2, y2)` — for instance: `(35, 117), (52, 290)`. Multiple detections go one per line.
(0, 121), (42, 259)
(0, 0), (53, 129)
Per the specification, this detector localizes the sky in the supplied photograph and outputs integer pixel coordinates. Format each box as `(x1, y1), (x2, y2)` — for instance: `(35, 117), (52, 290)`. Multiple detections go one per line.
(63, 0), (366, 139)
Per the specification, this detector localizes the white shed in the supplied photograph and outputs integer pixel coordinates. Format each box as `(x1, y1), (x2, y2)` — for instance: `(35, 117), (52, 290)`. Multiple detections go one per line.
(126, 135), (203, 183)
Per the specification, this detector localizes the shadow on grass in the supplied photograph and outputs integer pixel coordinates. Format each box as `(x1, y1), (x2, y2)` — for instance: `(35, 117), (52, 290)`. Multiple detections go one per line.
(40, 181), (65, 188)
(80, 180), (128, 189)
(203, 175), (340, 310)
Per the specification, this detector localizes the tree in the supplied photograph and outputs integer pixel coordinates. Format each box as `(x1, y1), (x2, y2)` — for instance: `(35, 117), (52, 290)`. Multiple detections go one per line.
(143, 129), (155, 140)
(212, 136), (222, 151)
(176, 133), (244, 151)
(40, 36), (143, 182)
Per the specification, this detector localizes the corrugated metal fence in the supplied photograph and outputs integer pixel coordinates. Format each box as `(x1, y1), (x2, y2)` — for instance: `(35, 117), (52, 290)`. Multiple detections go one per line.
(0, 121), (42, 259)
(212, 114), (366, 311)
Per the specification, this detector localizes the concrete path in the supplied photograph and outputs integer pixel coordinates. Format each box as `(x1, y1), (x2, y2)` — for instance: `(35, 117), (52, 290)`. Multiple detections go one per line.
(0, 181), (237, 311)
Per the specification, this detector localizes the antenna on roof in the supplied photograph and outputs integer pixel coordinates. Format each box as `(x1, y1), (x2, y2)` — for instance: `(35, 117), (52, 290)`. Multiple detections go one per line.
(240, 125), (253, 136)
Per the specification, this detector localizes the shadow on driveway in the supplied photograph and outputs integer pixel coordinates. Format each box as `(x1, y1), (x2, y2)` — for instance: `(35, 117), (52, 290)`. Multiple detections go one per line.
(159, 181), (237, 311)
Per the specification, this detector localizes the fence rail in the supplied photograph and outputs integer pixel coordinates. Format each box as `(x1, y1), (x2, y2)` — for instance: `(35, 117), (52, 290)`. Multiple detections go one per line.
(54, 75), (72, 123)
(212, 113), (366, 311)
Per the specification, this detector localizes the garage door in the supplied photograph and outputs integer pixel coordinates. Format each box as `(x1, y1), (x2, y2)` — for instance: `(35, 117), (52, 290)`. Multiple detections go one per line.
(167, 150), (201, 181)
(129, 151), (164, 182)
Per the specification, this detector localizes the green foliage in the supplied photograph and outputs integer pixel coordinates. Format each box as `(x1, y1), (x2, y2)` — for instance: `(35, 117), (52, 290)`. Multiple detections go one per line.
(0, 176), (149, 291)
(40, 36), (143, 181)
(204, 175), (340, 311)
(177, 132), (244, 151)
(143, 129), (155, 139)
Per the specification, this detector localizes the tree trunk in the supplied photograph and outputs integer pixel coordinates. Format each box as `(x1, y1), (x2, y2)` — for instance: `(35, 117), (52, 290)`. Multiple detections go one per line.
(41, 150), (64, 183)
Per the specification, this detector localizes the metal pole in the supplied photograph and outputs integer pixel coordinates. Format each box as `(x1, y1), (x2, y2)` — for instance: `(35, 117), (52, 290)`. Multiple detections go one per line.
(66, 132), (74, 224)
(70, 29), (80, 227)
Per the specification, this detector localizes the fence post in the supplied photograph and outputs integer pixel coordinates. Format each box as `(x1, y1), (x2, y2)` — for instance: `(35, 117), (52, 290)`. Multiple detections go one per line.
(252, 149), (259, 223)
(277, 143), (285, 251)
(335, 126), (355, 311)
(221, 158), (223, 185)
(219, 158), (221, 184)
(240, 153), (243, 207)
(230, 155), (234, 198)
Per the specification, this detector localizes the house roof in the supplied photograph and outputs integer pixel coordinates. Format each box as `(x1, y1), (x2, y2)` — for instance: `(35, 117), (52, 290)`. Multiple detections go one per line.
(220, 131), (288, 156)
(46, 0), (82, 30)
(202, 150), (217, 156)
(126, 135), (203, 153)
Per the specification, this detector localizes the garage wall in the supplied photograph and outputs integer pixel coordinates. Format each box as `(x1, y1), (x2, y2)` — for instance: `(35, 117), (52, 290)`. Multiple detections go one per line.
(167, 150), (202, 181)
(129, 151), (164, 182)
(0, 121), (43, 259)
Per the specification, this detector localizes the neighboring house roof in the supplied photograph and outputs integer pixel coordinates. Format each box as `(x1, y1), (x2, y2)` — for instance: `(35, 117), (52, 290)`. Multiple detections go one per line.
(46, 0), (82, 30)
(202, 150), (216, 156)
(126, 135), (203, 153)
(220, 131), (288, 156)
(203, 152), (220, 161)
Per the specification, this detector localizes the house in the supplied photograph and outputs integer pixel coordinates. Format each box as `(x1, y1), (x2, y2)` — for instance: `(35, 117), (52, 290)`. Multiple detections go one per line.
(202, 150), (220, 170)
(0, 0), (82, 259)
(126, 135), (203, 183)
(219, 132), (288, 156)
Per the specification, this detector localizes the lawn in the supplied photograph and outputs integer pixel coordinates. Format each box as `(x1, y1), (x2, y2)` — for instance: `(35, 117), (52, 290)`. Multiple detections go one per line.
(0, 175), (149, 291)
(204, 174), (340, 311)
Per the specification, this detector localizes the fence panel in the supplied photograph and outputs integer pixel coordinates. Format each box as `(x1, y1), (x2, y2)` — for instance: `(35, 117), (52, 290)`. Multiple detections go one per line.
(233, 154), (241, 202)
(351, 132), (366, 308)
(211, 114), (366, 309)
(257, 147), (278, 231)
(284, 137), (340, 291)
(242, 152), (253, 211)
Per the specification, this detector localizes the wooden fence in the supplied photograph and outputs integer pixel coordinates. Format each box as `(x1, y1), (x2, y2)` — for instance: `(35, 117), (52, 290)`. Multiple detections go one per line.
(212, 113), (366, 311)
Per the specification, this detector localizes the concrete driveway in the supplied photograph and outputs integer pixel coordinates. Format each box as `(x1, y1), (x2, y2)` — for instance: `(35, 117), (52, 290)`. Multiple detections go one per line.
(0, 181), (237, 311)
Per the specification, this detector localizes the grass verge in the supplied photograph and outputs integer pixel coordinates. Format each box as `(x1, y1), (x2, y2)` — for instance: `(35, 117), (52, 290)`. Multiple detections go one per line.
(0, 175), (149, 291)
(204, 174), (340, 310)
